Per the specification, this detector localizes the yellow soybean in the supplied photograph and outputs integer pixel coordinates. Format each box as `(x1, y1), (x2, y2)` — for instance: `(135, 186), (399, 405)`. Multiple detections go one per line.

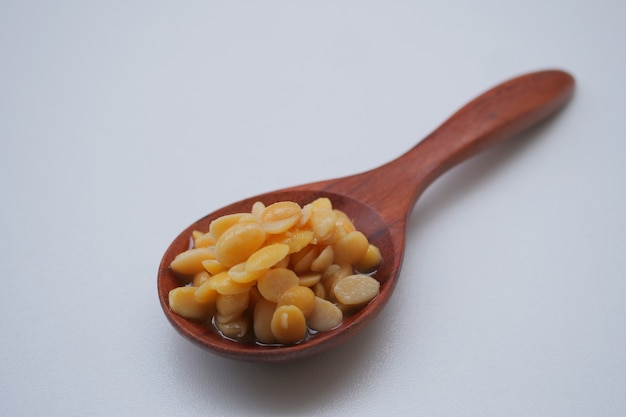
(298, 272), (322, 288)
(253, 298), (277, 344)
(209, 213), (257, 240)
(271, 305), (307, 344)
(216, 291), (250, 317)
(215, 314), (249, 339)
(170, 248), (215, 276)
(333, 231), (369, 265)
(169, 286), (212, 320)
(201, 259), (228, 275)
(355, 244), (383, 273)
(193, 231), (216, 248)
(257, 268), (299, 302)
(209, 271), (254, 295)
(310, 245), (334, 272)
(192, 271), (210, 287)
(246, 243), (290, 272)
(260, 201), (302, 234)
(194, 280), (218, 303)
(277, 286), (316, 317)
(290, 245), (319, 273)
(227, 262), (265, 284)
(215, 222), (266, 267)
(310, 208), (337, 242)
(333, 274), (380, 306)
(307, 297), (343, 332)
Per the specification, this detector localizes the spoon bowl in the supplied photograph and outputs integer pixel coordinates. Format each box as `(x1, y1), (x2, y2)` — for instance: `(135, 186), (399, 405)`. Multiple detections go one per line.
(158, 70), (575, 362)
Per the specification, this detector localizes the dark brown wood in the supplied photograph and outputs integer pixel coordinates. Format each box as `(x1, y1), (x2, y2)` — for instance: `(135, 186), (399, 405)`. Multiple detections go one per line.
(157, 70), (575, 362)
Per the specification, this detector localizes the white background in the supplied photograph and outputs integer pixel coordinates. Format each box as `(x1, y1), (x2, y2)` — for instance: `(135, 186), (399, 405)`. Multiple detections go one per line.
(2, 1), (625, 416)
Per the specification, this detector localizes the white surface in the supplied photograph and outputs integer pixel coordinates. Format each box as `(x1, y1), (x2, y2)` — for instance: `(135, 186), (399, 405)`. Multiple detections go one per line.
(2, 1), (625, 416)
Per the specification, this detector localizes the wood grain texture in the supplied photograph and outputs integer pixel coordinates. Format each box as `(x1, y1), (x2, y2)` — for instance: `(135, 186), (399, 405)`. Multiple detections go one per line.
(158, 70), (575, 362)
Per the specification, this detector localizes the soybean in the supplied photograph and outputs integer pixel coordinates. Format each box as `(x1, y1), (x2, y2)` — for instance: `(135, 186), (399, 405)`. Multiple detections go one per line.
(168, 197), (383, 346)
(271, 305), (307, 344)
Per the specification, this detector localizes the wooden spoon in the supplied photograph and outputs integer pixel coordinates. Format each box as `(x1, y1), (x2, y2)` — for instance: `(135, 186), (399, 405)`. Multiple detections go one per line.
(158, 69), (575, 362)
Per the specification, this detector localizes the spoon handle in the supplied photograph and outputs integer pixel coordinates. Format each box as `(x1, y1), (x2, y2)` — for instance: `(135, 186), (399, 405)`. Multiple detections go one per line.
(339, 70), (575, 217)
